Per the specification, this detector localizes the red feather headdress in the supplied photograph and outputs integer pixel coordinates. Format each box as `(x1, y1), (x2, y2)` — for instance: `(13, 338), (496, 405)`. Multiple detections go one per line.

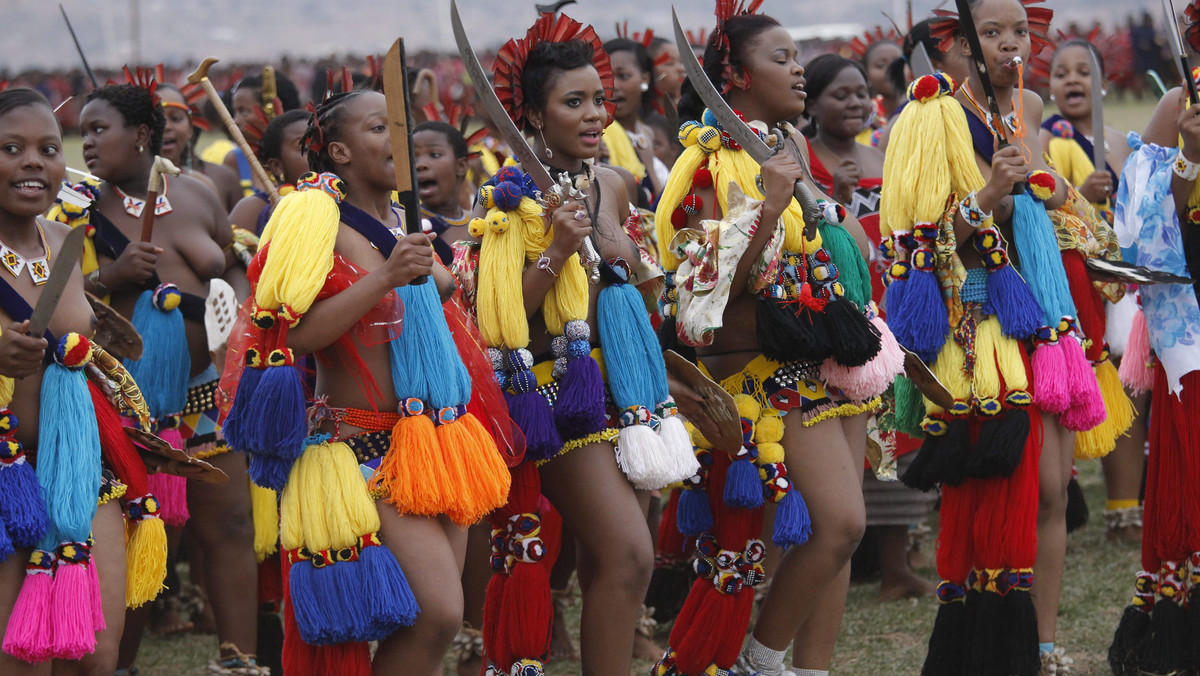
(493, 12), (615, 130)
(686, 27), (710, 49)
(615, 21), (655, 48)
(847, 26), (902, 58)
(1185, 1), (1200, 54)
(714, 0), (765, 50)
(930, 0), (1053, 56)
(421, 101), (489, 158)
(121, 65), (161, 106)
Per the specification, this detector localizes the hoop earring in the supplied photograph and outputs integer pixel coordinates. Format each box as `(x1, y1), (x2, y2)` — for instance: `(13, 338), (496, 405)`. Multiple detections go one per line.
(537, 126), (553, 160)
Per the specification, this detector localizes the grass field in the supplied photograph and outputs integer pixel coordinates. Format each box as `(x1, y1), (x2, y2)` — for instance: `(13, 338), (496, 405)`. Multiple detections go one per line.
(75, 98), (1159, 675)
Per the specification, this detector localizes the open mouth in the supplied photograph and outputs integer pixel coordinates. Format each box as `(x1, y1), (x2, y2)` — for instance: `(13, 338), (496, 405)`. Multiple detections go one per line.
(13, 179), (48, 196)
(581, 130), (602, 145)
(1063, 90), (1087, 105)
(417, 178), (439, 198)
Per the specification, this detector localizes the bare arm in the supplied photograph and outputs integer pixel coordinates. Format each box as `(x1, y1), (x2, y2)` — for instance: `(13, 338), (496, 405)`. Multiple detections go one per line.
(287, 233), (434, 355)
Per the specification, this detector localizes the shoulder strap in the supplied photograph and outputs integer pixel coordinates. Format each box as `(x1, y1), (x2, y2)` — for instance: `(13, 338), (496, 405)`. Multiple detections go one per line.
(338, 201), (400, 256)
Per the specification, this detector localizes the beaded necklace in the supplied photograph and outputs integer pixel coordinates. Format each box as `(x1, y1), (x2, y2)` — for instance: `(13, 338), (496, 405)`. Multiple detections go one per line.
(0, 221), (51, 285)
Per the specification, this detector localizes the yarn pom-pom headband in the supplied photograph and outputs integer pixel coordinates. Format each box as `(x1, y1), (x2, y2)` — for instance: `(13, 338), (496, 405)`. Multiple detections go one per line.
(492, 12), (615, 130)
(929, 0), (1053, 56)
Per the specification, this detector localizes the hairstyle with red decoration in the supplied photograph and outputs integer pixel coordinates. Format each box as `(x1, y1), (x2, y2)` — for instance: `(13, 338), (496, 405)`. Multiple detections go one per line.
(1185, 1), (1200, 53)
(122, 65), (162, 106)
(1026, 27), (1119, 91)
(714, 0), (766, 50)
(615, 21), (655, 48)
(492, 12), (615, 132)
(929, 0), (1053, 56)
(421, 101), (489, 155)
(847, 26), (903, 59)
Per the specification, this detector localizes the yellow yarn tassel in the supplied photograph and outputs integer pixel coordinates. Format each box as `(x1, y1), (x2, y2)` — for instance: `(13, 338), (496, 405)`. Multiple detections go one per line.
(973, 318), (1003, 400)
(528, 212), (588, 335)
(368, 415), (452, 518)
(475, 198), (543, 348)
(931, 336), (973, 402)
(250, 483), (279, 562)
(993, 326), (1030, 393)
(0, 374), (12, 408)
(654, 144), (707, 270)
(125, 516), (168, 608)
(1074, 359), (1136, 459)
(255, 188), (340, 314)
(281, 441), (381, 552)
(709, 146), (810, 252)
(603, 121), (648, 182)
(436, 413), (512, 526)
(1047, 136), (1094, 191)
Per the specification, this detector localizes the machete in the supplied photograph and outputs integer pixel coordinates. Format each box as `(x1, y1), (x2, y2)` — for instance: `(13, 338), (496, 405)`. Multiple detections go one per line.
(382, 37), (427, 285)
(28, 225), (88, 339)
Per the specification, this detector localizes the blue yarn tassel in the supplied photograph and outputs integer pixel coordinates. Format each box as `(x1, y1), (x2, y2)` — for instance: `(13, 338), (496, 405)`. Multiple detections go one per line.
(553, 339), (606, 438)
(358, 542), (420, 635)
(289, 560), (345, 645)
(126, 289), (190, 419)
(676, 487), (714, 536)
(391, 283), (472, 408)
(1010, 192), (1077, 326)
(0, 512), (14, 562)
(0, 446), (49, 548)
(247, 454), (296, 492)
(723, 457), (764, 509)
(598, 283), (669, 411)
(985, 264), (1044, 340)
(221, 365), (263, 452)
(883, 274), (908, 319)
(889, 267), (948, 363)
(243, 364), (308, 461)
(38, 363), (101, 544)
(772, 486), (813, 548)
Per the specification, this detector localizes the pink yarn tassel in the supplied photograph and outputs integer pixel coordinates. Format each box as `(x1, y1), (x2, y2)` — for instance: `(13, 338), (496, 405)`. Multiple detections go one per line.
(49, 560), (99, 660)
(820, 314), (905, 401)
(2, 561), (54, 663)
(1031, 341), (1071, 413)
(1118, 307), (1155, 396)
(1058, 334), (1106, 431)
(147, 472), (189, 527)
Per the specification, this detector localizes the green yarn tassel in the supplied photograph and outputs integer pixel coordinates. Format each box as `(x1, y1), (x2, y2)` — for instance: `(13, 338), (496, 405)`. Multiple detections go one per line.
(819, 220), (871, 309)
(893, 376), (926, 438)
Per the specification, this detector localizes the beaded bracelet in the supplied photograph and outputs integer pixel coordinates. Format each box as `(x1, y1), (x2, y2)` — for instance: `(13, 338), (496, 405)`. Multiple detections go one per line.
(1175, 153), (1200, 181)
(959, 191), (993, 228)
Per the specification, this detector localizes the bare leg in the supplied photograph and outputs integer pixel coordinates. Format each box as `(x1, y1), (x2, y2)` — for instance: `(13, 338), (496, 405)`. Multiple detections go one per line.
(117, 524), (185, 670)
(54, 500), (127, 676)
(549, 521), (580, 662)
(787, 414), (868, 670)
(1031, 413), (1074, 644)
(876, 525), (935, 601)
(754, 413), (866, 655)
(1101, 388), (1149, 541)
(539, 442), (654, 676)
(373, 509), (464, 676)
(456, 523), (491, 676)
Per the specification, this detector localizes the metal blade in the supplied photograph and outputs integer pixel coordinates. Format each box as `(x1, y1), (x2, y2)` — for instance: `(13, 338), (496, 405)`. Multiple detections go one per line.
(1163, 0), (1199, 104)
(671, 7), (819, 222)
(954, 0), (1009, 144)
(911, 43), (935, 79)
(450, 0), (554, 194)
(382, 37), (427, 284)
(1088, 49), (1106, 173)
(28, 225), (87, 338)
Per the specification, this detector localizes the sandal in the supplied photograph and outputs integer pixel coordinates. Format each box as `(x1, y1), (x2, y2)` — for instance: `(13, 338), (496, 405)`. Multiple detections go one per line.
(1105, 505), (1143, 543)
(1038, 646), (1074, 676)
(208, 642), (270, 675)
(452, 623), (485, 676)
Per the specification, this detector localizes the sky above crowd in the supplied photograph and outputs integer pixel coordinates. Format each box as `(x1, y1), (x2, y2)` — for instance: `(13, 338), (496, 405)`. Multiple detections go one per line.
(2, 0), (1157, 72)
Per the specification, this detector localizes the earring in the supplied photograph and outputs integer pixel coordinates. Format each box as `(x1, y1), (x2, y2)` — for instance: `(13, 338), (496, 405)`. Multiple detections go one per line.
(639, 81), (650, 92)
(1049, 94), (1055, 102)
(138, 144), (144, 153)
(537, 126), (553, 160)
(1102, 89), (1108, 96)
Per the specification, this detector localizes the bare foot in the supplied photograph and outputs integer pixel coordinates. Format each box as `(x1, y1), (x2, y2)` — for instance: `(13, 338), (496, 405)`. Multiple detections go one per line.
(549, 595), (579, 661)
(907, 545), (932, 571)
(879, 570), (936, 602)
(1106, 524), (1142, 544)
(633, 631), (664, 662)
(149, 597), (194, 636)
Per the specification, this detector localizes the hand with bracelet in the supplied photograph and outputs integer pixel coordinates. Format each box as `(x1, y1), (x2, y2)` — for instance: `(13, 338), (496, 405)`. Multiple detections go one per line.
(541, 197), (592, 277)
(1175, 88), (1200, 178)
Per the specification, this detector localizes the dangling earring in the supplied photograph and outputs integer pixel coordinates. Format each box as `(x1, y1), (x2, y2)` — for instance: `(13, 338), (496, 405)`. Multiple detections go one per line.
(639, 81), (650, 92)
(537, 125), (553, 160)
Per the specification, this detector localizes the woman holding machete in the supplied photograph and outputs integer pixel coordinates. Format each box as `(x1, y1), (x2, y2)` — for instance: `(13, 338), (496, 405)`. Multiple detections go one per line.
(652, 2), (899, 675)
(885, 0), (1122, 672)
(452, 9), (702, 675)
(63, 79), (263, 675)
(0, 87), (161, 676)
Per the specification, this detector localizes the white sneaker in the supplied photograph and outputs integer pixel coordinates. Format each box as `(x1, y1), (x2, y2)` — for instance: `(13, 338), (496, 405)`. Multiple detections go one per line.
(730, 654), (785, 676)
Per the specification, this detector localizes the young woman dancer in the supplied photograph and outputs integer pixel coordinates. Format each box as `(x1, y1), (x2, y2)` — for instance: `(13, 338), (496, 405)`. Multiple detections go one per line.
(71, 81), (261, 674)
(457, 12), (699, 675)
(654, 4), (900, 674)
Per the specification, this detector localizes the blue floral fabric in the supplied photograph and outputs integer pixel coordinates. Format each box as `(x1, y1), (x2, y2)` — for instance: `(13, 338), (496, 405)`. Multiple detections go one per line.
(1113, 133), (1200, 393)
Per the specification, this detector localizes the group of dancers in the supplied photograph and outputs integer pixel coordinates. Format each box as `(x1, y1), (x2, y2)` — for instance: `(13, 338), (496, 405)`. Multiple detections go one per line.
(0, 0), (1198, 675)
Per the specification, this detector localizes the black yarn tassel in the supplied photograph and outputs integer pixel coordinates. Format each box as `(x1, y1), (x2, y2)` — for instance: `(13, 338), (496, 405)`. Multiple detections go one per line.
(966, 408), (1030, 479)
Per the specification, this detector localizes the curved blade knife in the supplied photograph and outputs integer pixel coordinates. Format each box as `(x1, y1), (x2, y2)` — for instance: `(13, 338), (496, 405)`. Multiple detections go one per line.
(671, 8), (822, 224)
(450, 0), (600, 282)
(1087, 49), (1106, 173)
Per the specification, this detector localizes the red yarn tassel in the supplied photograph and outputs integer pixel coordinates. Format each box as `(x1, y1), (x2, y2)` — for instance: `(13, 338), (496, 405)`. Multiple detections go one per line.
(89, 382), (149, 497)
(656, 488), (688, 564)
(1061, 251), (1107, 362)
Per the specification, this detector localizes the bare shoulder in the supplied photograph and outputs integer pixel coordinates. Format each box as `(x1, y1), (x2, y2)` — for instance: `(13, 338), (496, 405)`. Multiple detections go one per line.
(37, 216), (72, 243)
(1144, 87), (1183, 147)
(1021, 89), (1044, 127)
(594, 165), (631, 205)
